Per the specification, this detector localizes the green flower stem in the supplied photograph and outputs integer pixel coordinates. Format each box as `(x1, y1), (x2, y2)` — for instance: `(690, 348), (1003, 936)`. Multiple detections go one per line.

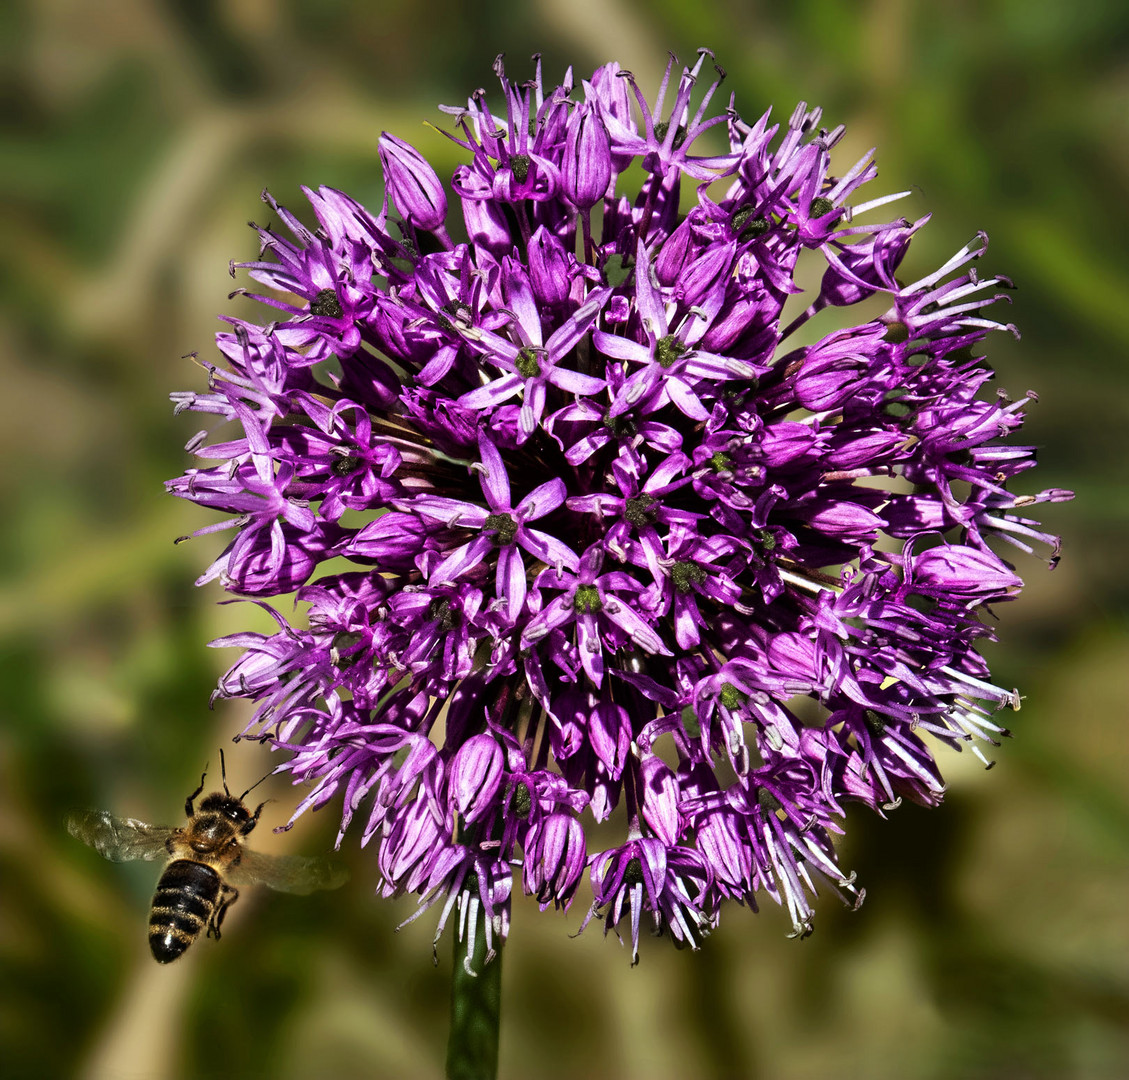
(445, 917), (502, 1080)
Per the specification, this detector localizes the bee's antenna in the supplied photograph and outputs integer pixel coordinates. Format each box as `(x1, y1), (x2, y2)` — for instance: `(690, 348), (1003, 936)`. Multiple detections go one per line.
(220, 749), (231, 796)
(239, 765), (275, 802)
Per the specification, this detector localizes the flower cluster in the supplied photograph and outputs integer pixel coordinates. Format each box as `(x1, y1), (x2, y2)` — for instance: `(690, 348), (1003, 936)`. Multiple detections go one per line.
(169, 51), (1068, 965)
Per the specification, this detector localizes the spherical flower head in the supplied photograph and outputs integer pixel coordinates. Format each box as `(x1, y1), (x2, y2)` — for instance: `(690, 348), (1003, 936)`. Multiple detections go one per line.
(168, 49), (1070, 966)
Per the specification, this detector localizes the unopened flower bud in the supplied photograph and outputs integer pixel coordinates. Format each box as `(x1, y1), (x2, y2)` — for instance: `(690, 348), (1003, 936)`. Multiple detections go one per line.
(562, 104), (612, 210)
(527, 226), (571, 307)
(449, 733), (505, 824)
(378, 133), (448, 231)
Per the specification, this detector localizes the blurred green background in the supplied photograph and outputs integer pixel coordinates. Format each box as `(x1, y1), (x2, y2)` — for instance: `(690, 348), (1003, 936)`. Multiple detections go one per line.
(1, 1), (1124, 1077)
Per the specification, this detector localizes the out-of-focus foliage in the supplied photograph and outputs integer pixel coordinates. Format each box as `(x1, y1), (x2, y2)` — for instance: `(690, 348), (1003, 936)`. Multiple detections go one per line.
(0, 1), (1123, 1077)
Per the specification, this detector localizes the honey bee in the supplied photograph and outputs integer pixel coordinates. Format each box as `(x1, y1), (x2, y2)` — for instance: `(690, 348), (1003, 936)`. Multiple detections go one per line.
(66, 754), (348, 963)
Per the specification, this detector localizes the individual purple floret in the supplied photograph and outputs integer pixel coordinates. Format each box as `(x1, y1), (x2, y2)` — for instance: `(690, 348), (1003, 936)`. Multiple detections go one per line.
(168, 50), (1069, 968)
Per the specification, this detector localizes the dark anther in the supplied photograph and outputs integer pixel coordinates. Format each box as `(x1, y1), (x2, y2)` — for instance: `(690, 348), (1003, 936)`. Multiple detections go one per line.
(330, 454), (362, 477)
(670, 560), (706, 593)
(656, 334), (687, 369)
(310, 288), (343, 319)
(625, 494), (658, 527)
(623, 857), (645, 886)
(516, 346), (542, 378)
(510, 154), (531, 183)
(484, 513), (518, 546)
(808, 196), (835, 218)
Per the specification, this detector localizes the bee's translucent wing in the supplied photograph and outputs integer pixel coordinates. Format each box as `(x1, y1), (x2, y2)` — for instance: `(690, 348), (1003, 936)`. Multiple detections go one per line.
(228, 848), (349, 895)
(66, 810), (174, 863)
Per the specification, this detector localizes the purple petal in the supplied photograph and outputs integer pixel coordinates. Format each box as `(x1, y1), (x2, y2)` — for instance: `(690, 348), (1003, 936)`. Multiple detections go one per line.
(577, 612), (605, 685)
(404, 496), (489, 528)
(477, 433), (512, 511)
(547, 365), (606, 395)
(522, 527), (580, 571)
(639, 756), (681, 846)
(546, 287), (612, 361)
(461, 373), (524, 410)
(516, 478), (567, 521)
(430, 534), (493, 586)
(521, 594), (575, 648)
(497, 544), (527, 623)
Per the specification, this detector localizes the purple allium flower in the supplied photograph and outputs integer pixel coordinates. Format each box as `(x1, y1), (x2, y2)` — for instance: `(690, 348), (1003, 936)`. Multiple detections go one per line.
(169, 50), (1070, 967)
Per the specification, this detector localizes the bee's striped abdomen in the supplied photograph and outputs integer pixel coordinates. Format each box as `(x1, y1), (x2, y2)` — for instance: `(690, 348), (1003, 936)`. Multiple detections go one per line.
(148, 859), (220, 963)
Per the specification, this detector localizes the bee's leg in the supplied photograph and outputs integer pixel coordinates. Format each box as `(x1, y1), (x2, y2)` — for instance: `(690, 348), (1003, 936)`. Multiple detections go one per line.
(185, 767), (208, 818)
(207, 884), (239, 940)
(241, 800), (268, 837)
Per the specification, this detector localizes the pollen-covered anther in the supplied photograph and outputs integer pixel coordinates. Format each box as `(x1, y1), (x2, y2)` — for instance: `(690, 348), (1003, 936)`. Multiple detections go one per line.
(656, 335), (688, 369)
(670, 561), (707, 592)
(428, 598), (457, 631)
(483, 513), (518, 546)
(310, 288), (342, 318)
(573, 585), (602, 613)
(512, 782), (533, 819)
(330, 454), (362, 477)
(515, 347), (542, 378)
(718, 683), (746, 710)
(864, 710), (888, 736)
(625, 494), (658, 526)
(732, 208), (770, 238)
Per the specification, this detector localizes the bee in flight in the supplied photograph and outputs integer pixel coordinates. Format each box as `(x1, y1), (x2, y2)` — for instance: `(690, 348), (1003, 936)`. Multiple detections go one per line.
(66, 753), (348, 963)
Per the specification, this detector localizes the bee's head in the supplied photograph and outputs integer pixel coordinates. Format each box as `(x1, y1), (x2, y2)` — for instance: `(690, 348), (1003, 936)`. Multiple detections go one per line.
(193, 750), (270, 835)
(198, 792), (252, 825)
